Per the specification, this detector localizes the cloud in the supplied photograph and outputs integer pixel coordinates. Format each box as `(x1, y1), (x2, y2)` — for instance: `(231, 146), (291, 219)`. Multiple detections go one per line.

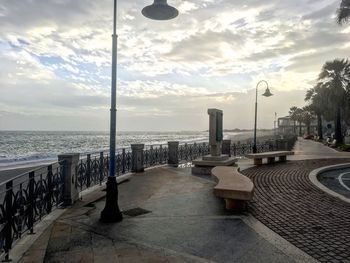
(0, 0), (347, 131)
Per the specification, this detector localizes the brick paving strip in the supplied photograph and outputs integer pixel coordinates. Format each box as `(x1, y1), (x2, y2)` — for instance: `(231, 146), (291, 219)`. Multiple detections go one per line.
(241, 158), (350, 263)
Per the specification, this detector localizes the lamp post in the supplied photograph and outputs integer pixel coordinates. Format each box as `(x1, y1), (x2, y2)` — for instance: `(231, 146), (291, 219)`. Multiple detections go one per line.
(100, 0), (178, 223)
(274, 112), (277, 139)
(252, 80), (273, 154)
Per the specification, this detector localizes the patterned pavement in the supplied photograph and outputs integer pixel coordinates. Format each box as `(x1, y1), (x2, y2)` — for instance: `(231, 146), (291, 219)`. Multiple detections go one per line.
(242, 158), (350, 263)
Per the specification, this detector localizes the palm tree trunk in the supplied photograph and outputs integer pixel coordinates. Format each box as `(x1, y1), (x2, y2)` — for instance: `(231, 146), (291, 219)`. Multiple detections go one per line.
(335, 107), (343, 143)
(317, 114), (323, 140)
(299, 123), (302, 136)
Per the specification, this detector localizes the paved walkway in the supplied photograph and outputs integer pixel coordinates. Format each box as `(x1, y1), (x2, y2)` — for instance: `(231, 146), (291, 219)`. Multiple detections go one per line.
(18, 166), (313, 263)
(291, 138), (350, 160)
(15, 138), (350, 262)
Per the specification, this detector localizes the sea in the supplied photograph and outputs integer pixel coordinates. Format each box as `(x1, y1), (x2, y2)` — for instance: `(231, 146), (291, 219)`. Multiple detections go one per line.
(0, 130), (257, 169)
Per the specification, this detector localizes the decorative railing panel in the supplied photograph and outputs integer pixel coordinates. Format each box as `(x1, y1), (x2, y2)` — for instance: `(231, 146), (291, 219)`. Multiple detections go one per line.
(178, 142), (210, 162)
(76, 149), (132, 191)
(0, 162), (64, 261)
(144, 145), (168, 168)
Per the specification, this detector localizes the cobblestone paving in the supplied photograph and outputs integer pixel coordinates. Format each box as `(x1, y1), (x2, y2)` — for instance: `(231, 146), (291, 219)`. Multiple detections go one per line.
(242, 159), (350, 263)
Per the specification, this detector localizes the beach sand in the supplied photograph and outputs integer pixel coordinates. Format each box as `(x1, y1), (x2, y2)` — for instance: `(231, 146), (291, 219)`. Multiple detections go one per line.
(227, 130), (276, 143)
(0, 163), (50, 184)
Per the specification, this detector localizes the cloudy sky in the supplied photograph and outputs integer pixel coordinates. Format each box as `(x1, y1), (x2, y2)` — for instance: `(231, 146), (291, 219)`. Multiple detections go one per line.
(0, 0), (349, 131)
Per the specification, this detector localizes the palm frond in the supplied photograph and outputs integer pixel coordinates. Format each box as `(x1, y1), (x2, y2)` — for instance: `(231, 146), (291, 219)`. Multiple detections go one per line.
(337, 0), (350, 25)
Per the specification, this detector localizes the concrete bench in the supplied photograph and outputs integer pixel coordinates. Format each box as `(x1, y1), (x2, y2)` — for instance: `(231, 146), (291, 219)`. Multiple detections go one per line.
(246, 151), (294, 165)
(211, 166), (254, 210)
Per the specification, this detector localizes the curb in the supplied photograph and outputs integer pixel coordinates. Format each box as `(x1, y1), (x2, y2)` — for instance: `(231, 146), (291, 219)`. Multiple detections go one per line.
(309, 163), (350, 204)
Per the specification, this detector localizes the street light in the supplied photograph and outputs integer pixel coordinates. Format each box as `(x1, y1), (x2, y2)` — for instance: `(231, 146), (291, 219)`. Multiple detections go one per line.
(252, 80), (273, 154)
(142, 0), (179, 20)
(100, 0), (179, 223)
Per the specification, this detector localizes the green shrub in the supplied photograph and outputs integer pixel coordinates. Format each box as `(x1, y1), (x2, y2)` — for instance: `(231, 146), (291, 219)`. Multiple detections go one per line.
(338, 144), (350, 151)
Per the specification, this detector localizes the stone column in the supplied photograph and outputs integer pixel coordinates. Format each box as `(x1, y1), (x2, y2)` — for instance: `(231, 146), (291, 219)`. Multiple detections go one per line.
(58, 153), (80, 206)
(208, 108), (223, 157)
(131, 144), (145, 173)
(168, 141), (179, 167)
(222, 139), (231, 157)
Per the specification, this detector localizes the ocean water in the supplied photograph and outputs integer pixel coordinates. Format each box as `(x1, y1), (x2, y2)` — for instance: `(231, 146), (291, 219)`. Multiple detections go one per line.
(0, 130), (248, 168)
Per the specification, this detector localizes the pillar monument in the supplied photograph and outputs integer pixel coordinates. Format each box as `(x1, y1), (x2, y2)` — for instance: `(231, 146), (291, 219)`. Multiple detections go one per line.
(192, 109), (236, 175)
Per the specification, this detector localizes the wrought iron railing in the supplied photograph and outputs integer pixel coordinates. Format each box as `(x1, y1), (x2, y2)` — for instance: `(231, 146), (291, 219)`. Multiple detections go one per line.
(76, 149), (132, 191)
(0, 162), (64, 261)
(144, 145), (168, 168)
(178, 142), (210, 162)
(230, 140), (276, 156)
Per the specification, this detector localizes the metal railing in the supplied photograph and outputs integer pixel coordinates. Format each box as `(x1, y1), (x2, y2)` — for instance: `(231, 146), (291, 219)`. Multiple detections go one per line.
(76, 150), (132, 192)
(144, 145), (168, 168)
(178, 142), (210, 162)
(0, 162), (65, 261)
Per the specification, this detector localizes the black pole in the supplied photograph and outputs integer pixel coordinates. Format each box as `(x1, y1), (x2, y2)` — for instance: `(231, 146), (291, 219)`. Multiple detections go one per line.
(253, 80), (271, 153)
(100, 0), (123, 223)
(253, 90), (258, 153)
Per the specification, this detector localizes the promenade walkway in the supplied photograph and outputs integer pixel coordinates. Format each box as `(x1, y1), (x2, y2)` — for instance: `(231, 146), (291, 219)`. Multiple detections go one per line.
(16, 138), (350, 262)
(291, 138), (350, 160)
(18, 168), (312, 263)
(242, 138), (350, 263)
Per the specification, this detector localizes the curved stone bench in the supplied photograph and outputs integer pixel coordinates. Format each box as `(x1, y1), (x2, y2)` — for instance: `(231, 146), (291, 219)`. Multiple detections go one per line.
(246, 151), (294, 165)
(211, 166), (254, 210)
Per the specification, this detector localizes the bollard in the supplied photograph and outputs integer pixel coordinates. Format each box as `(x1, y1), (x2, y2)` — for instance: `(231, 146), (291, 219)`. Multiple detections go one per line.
(168, 141), (179, 167)
(222, 139), (231, 157)
(131, 144), (145, 173)
(58, 153), (80, 206)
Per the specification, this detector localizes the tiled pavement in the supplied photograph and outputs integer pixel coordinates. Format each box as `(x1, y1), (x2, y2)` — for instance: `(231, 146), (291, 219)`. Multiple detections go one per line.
(242, 158), (350, 263)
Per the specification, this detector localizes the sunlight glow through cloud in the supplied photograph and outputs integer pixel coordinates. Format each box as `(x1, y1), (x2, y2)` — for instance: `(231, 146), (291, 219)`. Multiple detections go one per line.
(0, 0), (349, 131)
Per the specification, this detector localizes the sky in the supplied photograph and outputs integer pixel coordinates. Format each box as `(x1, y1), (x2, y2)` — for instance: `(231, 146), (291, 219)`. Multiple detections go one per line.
(0, 0), (349, 131)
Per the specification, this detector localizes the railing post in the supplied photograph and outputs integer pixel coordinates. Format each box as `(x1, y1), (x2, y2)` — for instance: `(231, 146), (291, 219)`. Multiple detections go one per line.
(150, 145), (154, 166)
(122, 149), (126, 174)
(47, 165), (53, 214)
(159, 145), (163, 163)
(233, 143), (237, 156)
(28, 171), (35, 234)
(222, 139), (231, 157)
(4, 181), (13, 262)
(99, 152), (104, 185)
(131, 144), (145, 173)
(58, 153), (80, 206)
(86, 154), (91, 188)
(284, 139), (289, 150)
(168, 141), (179, 167)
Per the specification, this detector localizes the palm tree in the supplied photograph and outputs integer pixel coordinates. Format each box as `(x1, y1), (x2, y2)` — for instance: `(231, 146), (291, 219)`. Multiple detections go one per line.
(305, 83), (328, 140)
(318, 59), (350, 143)
(301, 106), (314, 136)
(337, 0), (350, 25)
(289, 106), (304, 136)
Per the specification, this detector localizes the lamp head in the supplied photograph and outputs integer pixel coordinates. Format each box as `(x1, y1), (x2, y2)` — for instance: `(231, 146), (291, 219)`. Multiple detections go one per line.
(262, 87), (273, 97)
(142, 0), (179, 20)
